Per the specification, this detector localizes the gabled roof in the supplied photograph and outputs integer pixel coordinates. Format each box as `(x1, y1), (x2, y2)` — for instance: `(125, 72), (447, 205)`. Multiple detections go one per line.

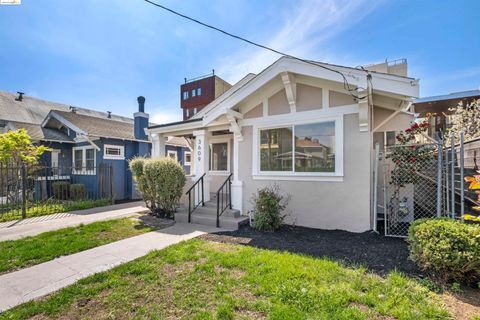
(0, 90), (133, 125)
(147, 56), (419, 135)
(44, 110), (139, 141)
(7, 121), (73, 143)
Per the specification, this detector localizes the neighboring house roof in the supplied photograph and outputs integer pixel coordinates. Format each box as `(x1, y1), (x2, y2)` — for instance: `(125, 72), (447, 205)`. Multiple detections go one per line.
(45, 110), (139, 141)
(295, 139), (327, 148)
(167, 136), (190, 147)
(414, 90), (480, 104)
(7, 121), (73, 143)
(0, 90), (133, 125)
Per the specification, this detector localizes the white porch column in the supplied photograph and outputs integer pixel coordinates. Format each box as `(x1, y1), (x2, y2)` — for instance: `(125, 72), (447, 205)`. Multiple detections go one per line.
(193, 130), (210, 202)
(151, 133), (165, 157)
(231, 132), (243, 213)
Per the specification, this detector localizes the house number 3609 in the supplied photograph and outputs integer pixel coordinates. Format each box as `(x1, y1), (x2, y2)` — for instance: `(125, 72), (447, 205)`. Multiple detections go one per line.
(197, 139), (202, 161)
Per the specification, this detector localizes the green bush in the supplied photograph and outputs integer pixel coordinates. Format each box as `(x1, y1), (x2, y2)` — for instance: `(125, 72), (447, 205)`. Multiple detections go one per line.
(408, 218), (480, 283)
(129, 157), (186, 218)
(251, 184), (290, 232)
(70, 184), (87, 200)
(52, 181), (70, 200)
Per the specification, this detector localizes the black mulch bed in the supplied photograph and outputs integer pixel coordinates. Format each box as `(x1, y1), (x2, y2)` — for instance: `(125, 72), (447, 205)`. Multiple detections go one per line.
(202, 225), (423, 278)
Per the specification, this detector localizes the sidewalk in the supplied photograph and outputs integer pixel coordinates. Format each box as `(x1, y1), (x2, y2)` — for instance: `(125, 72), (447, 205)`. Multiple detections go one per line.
(0, 201), (148, 242)
(0, 223), (221, 312)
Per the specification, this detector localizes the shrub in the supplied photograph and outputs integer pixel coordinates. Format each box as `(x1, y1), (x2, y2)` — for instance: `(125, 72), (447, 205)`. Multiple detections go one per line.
(408, 218), (480, 284)
(250, 184), (290, 232)
(52, 181), (70, 200)
(129, 157), (186, 218)
(70, 184), (87, 200)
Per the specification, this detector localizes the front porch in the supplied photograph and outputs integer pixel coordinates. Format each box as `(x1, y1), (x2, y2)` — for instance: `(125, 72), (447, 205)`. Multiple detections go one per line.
(151, 123), (248, 229)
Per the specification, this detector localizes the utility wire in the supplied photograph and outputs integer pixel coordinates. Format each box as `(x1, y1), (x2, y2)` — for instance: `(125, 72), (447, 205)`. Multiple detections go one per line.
(143, 0), (369, 100)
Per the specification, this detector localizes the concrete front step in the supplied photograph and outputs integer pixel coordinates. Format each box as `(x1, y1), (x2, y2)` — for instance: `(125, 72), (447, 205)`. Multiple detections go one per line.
(174, 205), (248, 230)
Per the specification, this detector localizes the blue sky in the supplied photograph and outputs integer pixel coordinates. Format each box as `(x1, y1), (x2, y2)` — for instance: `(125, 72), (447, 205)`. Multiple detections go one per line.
(0, 0), (479, 124)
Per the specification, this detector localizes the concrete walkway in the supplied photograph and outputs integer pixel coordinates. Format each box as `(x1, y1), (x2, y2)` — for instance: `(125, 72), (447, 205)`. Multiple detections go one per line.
(0, 223), (221, 312)
(0, 201), (148, 242)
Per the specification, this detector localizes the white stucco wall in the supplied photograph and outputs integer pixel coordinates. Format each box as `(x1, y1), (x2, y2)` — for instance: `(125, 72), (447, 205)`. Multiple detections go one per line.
(238, 113), (371, 233)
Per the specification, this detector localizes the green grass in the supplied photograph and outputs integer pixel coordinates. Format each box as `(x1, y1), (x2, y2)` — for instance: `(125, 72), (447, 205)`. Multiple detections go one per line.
(0, 217), (154, 275)
(0, 198), (112, 222)
(0, 239), (452, 320)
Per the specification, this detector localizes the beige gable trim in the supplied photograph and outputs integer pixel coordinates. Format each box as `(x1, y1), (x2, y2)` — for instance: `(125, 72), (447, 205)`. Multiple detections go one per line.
(268, 90), (290, 116)
(296, 84), (323, 112)
(329, 90), (356, 108)
(244, 103), (263, 119)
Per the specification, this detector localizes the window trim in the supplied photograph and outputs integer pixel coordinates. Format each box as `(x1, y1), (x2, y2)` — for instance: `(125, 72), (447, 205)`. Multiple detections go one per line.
(72, 146), (96, 175)
(252, 115), (343, 180)
(167, 150), (178, 161)
(103, 144), (125, 160)
(184, 151), (191, 166)
(209, 138), (231, 174)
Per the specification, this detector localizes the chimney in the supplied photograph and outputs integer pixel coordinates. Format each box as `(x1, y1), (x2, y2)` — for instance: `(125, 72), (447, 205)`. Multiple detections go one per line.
(15, 92), (24, 101)
(134, 96), (149, 140)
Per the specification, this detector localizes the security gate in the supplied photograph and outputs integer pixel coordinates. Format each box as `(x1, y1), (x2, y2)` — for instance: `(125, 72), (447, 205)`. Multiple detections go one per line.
(374, 135), (466, 237)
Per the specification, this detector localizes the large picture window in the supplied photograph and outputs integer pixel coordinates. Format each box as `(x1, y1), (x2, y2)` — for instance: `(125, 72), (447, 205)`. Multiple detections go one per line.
(259, 121), (336, 174)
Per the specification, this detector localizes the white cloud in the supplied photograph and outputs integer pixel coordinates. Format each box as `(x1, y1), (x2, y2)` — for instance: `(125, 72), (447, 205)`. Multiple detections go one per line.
(217, 0), (381, 83)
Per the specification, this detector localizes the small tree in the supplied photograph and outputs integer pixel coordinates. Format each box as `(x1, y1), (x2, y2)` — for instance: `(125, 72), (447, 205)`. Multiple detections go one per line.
(129, 157), (186, 218)
(0, 129), (48, 205)
(447, 98), (480, 143)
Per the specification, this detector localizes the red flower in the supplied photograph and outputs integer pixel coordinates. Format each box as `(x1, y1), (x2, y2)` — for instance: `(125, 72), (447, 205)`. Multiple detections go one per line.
(412, 123), (419, 129)
(410, 157), (417, 162)
(405, 128), (412, 133)
(411, 145), (417, 150)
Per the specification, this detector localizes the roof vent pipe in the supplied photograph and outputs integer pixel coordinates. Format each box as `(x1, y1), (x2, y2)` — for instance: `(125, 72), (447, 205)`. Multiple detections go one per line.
(69, 106), (77, 113)
(15, 92), (24, 101)
(137, 96), (145, 113)
(107, 111), (112, 119)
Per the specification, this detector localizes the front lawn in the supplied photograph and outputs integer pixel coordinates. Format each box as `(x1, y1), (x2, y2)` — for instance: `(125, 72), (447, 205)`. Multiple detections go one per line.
(0, 239), (451, 319)
(0, 198), (113, 222)
(0, 217), (156, 274)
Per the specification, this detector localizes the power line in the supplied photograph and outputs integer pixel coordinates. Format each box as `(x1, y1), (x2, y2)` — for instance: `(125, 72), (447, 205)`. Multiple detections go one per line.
(143, 0), (369, 100)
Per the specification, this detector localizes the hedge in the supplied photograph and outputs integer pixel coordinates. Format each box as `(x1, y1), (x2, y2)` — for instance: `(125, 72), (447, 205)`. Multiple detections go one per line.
(408, 218), (480, 283)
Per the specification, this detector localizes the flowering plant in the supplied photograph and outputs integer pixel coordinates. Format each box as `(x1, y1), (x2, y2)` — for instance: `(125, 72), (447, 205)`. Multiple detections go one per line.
(388, 120), (434, 187)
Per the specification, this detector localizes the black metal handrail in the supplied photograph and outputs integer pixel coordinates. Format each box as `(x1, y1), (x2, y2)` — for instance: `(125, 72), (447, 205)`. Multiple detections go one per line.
(186, 173), (206, 223)
(216, 173), (233, 228)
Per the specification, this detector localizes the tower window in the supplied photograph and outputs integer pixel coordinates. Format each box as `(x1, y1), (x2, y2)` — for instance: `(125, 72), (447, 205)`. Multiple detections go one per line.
(183, 91), (189, 100)
(191, 89), (196, 97)
(197, 88), (202, 96)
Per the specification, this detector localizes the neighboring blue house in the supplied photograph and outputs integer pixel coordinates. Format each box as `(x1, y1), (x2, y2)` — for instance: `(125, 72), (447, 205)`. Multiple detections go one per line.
(0, 91), (191, 201)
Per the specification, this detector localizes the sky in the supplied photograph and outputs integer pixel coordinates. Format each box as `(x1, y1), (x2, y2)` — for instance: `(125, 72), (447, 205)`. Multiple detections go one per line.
(0, 0), (479, 124)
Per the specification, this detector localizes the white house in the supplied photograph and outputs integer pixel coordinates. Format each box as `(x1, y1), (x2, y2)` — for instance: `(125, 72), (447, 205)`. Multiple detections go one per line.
(147, 57), (418, 232)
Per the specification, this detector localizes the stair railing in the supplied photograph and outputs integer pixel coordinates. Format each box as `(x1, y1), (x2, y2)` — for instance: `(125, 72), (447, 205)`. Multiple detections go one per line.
(216, 173), (233, 228)
(186, 173), (206, 223)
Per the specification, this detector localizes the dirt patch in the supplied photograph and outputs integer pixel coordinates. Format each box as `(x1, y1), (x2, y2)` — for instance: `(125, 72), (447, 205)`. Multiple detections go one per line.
(212, 225), (421, 277)
(135, 214), (175, 229)
(441, 287), (480, 320)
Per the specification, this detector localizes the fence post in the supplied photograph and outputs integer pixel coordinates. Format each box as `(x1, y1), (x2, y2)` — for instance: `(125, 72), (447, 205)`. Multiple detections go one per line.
(450, 133), (455, 218)
(460, 132), (465, 221)
(21, 163), (27, 219)
(436, 139), (443, 217)
(373, 143), (380, 232)
(109, 164), (114, 204)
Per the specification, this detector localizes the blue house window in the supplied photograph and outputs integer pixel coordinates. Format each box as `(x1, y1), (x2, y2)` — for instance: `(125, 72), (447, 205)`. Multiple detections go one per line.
(104, 144), (124, 160)
(73, 146), (96, 175)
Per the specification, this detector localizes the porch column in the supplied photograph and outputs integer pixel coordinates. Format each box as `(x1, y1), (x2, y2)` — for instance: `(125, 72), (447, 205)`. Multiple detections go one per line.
(231, 132), (243, 213)
(151, 133), (165, 157)
(193, 130), (210, 202)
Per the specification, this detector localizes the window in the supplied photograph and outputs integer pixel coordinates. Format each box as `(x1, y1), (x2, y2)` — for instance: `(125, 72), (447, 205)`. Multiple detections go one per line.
(191, 89), (196, 97)
(104, 144), (124, 160)
(183, 91), (189, 100)
(193, 107), (197, 114)
(186, 109), (190, 117)
(386, 131), (397, 147)
(167, 150), (178, 161)
(257, 119), (340, 177)
(184, 151), (191, 165)
(197, 87), (202, 96)
(72, 146), (96, 175)
(210, 142), (228, 171)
